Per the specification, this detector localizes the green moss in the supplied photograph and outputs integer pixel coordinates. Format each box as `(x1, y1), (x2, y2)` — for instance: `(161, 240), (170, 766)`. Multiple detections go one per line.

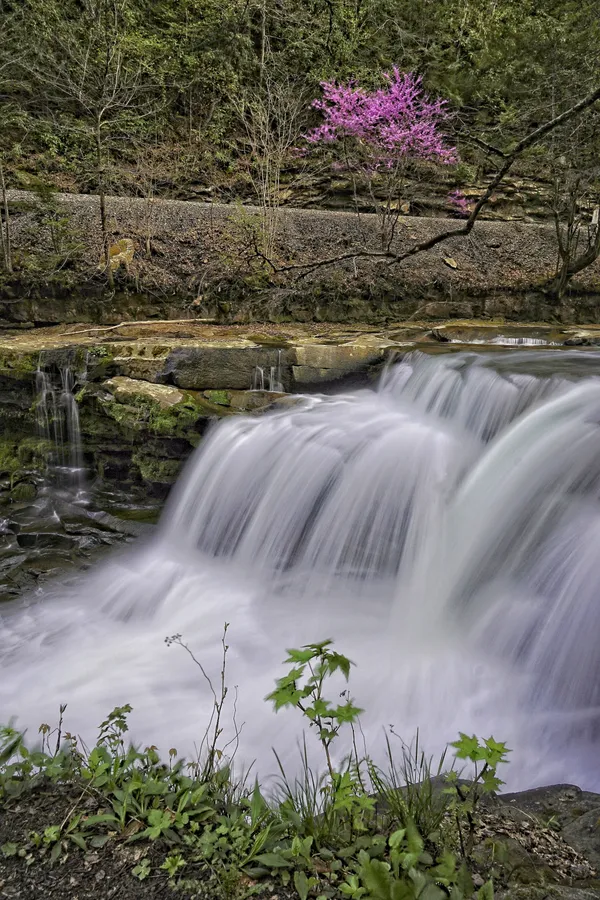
(101, 398), (150, 432)
(0, 440), (20, 477)
(97, 388), (231, 439)
(184, 392), (238, 418)
(0, 437), (50, 487)
(0, 349), (39, 377)
(131, 451), (182, 484)
(10, 482), (37, 502)
(18, 437), (52, 467)
(202, 390), (231, 407)
(79, 405), (128, 441)
(88, 345), (111, 359)
(149, 400), (199, 435)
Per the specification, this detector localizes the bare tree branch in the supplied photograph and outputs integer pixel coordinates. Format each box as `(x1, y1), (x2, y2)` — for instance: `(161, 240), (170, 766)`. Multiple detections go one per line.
(462, 135), (508, 160)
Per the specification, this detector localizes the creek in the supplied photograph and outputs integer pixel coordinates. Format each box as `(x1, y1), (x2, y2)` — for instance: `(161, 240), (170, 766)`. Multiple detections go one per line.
(1, 344), (600, 791)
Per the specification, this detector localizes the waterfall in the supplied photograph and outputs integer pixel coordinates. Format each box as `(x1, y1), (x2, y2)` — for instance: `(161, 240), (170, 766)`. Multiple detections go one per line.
(252, 351), (284, 392)
(2, 348), (600, 789)
(252, 366), (265, 391)
(35, 356), (86, 490)
(490, 336), (556, 346)
(449, 335), (558, 347)
(270, 349), (284, 392)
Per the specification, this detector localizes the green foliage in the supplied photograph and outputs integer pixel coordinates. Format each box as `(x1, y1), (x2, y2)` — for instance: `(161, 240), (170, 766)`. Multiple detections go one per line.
(444, 734), (511, 858)
(161, 852), (187, 877)
(1, 0), (599, 200)
(267, 639), (362, 780)
(132, 856), (151, 880)
(368, 732), (451, 842)
(0, 638), (510, 897)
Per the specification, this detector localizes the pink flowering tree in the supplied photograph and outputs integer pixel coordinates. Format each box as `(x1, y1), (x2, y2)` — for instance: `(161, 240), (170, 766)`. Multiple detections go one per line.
(448, 189), (471, 218)
(306, 69), (457, 248)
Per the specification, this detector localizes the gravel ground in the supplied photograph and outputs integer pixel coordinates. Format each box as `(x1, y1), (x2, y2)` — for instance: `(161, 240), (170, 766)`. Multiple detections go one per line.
(5, 189), (600, 295)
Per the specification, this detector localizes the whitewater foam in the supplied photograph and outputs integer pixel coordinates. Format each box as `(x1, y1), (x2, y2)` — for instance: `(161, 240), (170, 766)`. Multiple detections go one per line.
(2, 349), (600, 790)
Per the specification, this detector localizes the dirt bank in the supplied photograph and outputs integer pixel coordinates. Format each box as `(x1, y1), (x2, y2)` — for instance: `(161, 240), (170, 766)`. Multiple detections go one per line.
(2, 191), (600, 326)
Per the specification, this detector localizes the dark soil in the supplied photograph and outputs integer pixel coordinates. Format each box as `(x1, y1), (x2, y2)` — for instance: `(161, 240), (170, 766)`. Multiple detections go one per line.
(0, 785), (187, 899)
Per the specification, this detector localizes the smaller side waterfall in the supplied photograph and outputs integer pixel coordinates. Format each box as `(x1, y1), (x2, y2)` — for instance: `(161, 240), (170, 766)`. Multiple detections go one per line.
(252, 350), (284, 392)
(491, 336), (556, 346)
(36, 356), (86, 490)
(251, 367), (266, 391)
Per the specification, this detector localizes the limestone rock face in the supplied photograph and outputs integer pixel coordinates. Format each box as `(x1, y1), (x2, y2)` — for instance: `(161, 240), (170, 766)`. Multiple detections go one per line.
(3, 320), (600, 493)
(164, 344), (287, 390)
(103, 376), (185, 409)
(291, 342), (386, 369)
(289, 338), (393, 388)
(292, 365), (359, 386)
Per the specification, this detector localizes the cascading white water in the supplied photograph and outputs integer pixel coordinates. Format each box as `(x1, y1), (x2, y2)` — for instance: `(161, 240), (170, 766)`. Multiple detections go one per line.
(36, 359), (86, 489)
(2, 348), (600, 789)
(490, 336), (556, 346)
(252, 350), (284, 392)
(252, 366), (266, 391)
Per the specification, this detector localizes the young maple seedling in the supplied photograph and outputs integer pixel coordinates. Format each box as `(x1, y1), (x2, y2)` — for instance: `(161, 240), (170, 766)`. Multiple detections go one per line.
(445, 733), (511, 857)
(266, 640), (363, 781)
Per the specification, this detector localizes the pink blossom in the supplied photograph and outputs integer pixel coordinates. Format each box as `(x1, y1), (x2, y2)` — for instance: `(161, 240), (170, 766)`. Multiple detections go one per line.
(448, 189), (470, 216)
(305, 69), (456, 169)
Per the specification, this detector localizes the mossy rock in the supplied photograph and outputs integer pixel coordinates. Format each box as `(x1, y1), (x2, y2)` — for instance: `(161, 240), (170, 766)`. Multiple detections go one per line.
(0, 438), (50, 483)
(131, 451), (182, 485)
(98, 392), (202, 438)
(10, 482), (37, 502)
(149, 398), (209, 437)
(0, 440), (20, 477)
(0, 348), (39, 378)
(0, 438), (52, 492)
(203, 390), (231, 406)
(17, 437), (53, 467)
(98, 376), (233, 439)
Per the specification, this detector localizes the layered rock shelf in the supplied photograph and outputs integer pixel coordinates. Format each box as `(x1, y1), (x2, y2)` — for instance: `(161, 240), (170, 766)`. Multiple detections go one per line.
(3, 320), (600, 497)
(0, 322), (397, 496)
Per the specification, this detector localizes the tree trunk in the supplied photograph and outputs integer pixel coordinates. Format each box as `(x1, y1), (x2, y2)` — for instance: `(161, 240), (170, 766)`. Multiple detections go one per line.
(549, 263), (570, 304)
(549, 226), (600, 303)
(95, 124), (114, 290)
(0, 159), (13, 274)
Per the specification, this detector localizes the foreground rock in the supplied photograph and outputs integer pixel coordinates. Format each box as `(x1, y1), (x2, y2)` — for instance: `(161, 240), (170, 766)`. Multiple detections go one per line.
(476, 784), (600, 898)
